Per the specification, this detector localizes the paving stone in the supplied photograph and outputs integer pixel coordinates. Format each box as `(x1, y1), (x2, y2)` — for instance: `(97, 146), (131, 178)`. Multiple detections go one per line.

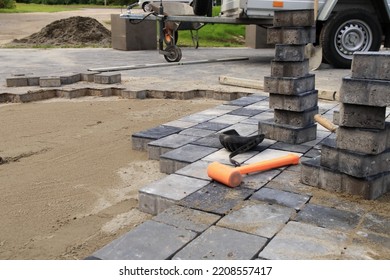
(251, 187), (310, 210)
(259, 120), (317, 144)
(351, 51), (390, 81)
(320, 137), (390, 178)
(91, 220), (197, 260)
(219, 123), (259, 136)
(241, 169), (282, 190)
(13, 90), (57, 103)
(192, 121), (230, 131)
(264, 74), (315, 95)
(153, 205), (221, 233)
(270, 142), (312, 154)
(217, 201), (295, 238)
(80, 71), (98, 82)
(178, 113), (217, 123)
(244, 148), (302, 164)
(131, 125), (182, 151)
(59, 73), (81, 85)
(269, 90), (318, 111)
(94, 72), (121, 84)
(202, 148), (258, 166)
(121, 89), (147, 99)
(6, 76), (28, 87)
(160, 144), (218, 174)
(163, 120), (196, 129)
(336, 123), (390, 155)
(360, 213), (390, 236)
(300, 157), (390, 200)
(228, 107), (264, 117)
(175, 160), (210, 180)
(340, 76), (390, 106)
(198, 107), (236, 116)
(148, 134), (200, 160)
(173, 226), (267, 260)
(57, 88), (87, 99)
(89, 87), (112, 97)
(268, 168), (314, 196)
(178, 182), (254, 215)
(190, 134), (223, 149)
(211, 114), (249, 124)
(345, 232), (390, 259)
(139, 174), (209, 215)
(304, 148), (321, 158)
(226, 95), (265, 106)
(274, 44), (306, 62)
(339, 103), (386, 129)
(39, 76), (61, 87)
(273, 9), (315, 27)
(213, 104), (243, 112)
(179, 128), (215, 137)
(267, 26), (316, 45)
(258, 221), (348, 260)
(274, 106), (317, 127)
(295, 203), (361, 231)
(271, 60), (309, 78)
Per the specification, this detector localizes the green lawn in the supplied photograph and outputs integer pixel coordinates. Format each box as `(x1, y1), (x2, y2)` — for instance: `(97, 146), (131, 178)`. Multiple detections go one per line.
(0, 3), (118, 13)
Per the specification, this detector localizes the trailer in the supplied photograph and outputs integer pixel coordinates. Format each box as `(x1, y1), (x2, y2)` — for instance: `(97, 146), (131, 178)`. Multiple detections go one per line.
(121, 0), (390, 68)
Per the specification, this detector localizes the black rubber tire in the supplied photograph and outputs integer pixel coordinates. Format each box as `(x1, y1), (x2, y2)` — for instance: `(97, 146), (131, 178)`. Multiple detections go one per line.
(319, 9), (382, 68)
(193, 0), (211, 16)
(164, 45), (182, 63)
(142, 2), (151, 12)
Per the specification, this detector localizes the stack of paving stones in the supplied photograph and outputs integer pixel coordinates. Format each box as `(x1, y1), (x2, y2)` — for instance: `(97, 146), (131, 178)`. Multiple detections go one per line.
(259, 9), (318, 144)
(86, 94), (390, 260)
(301, 52), (390, 200)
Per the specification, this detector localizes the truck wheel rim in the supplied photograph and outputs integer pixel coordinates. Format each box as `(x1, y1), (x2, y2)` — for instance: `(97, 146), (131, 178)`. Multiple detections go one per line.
(334, 19), (373, 60)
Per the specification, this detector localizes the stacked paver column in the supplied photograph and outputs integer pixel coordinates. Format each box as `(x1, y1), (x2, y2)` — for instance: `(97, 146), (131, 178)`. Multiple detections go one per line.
(259, 9), (318, 144)
(301, 52), (390, 200)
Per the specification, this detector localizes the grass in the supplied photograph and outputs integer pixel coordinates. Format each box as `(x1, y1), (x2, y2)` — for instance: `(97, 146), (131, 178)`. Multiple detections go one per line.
(0, 3), (121, 13)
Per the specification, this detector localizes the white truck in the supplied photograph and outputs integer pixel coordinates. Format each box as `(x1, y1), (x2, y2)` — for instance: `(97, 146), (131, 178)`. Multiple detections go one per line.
(193, 0), (390, 68)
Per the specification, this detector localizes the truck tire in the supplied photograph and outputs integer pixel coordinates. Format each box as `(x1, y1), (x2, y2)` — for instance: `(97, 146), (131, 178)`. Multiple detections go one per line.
(193, 0), (211, 16)
(319, 9), (382, 68)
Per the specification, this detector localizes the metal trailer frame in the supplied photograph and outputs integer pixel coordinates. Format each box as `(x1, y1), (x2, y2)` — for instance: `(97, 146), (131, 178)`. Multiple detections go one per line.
(120, 3), (273, 62)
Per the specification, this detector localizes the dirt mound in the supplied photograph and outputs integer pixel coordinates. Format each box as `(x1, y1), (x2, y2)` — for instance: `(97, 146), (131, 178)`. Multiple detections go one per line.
(12, 16), (111, 47)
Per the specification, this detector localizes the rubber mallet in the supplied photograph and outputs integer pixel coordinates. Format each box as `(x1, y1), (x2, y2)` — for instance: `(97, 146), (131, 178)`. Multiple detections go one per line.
(207, 153), (300, 188)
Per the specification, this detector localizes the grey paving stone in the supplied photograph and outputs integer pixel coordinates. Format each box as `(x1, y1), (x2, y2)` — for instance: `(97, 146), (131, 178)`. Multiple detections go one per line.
(244, 148), (302, 164)
(219, 123), (259, 136)
(148, 134), (200, 160)
(228, 108), (264, 117)
(178, 182), (254, 215)
(213, 104), (243, 113)
(190, 134), (223, 149)
(160, 144), (218, 163)
(251, 187), (310, 210)
(217, 201), (295, 238)
(258, 221), (348, 260)
(274, 45), (306, 62)
(259, 120), (317, 144)
(244, 100), (270, 110)
(273, 9), (315, 27)
(92, 220), (197, 260)
(212, 114), (249, 124)
(267, 169), (314, 196)
(267, 26), (316, 45)
(59, 72), (81, 85)
(227, 95), (266, 106)
(6, 76), (28, 87)
(351, 51), (390, 81)
(39, 76), (61, 87)
(241, 168), (282, 190)
(345, 232), (390, 259)
(139, 174), (209, 215)
(202, 148), (258, 166)
(163, 120), (196, 129)
(360, 213), (390, 236)
(153, 205), (221, 233)
(175, 160), (211, 180)
(94, 72), (121, 84)
(173, 226), (268, 260)
(294, 203), (361, 231)
(132, 125), (182, 151)
(270, 142), (312, 154)
(178, 113), (216, 123)
(179, 128), (215, 137)
(192, 121), (230, 131)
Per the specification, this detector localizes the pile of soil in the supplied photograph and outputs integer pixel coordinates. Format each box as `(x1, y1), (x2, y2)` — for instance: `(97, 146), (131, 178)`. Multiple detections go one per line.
(12, 16), (111, 47)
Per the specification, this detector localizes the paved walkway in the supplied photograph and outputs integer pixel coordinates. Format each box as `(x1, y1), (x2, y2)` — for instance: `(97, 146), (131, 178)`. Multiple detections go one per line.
(1, 48), (389, 260)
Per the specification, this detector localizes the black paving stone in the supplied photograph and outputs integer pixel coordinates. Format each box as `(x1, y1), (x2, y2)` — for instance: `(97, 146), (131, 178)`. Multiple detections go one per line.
(228, 108), (265, 117)
(132, 125), (182, 140)
(178, 182), (254, 215)
(294, 203), (361, 231)
(191, 134), (223, 149)
(251, 187), (310, 210)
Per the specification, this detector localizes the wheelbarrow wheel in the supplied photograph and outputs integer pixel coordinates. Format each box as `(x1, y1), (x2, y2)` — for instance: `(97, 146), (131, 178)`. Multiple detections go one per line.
(164, 45), (182, 63)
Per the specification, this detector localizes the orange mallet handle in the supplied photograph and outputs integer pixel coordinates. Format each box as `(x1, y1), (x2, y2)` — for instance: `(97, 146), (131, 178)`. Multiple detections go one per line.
(207, 153), (300, 188)
(236, 153), (300, 175)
